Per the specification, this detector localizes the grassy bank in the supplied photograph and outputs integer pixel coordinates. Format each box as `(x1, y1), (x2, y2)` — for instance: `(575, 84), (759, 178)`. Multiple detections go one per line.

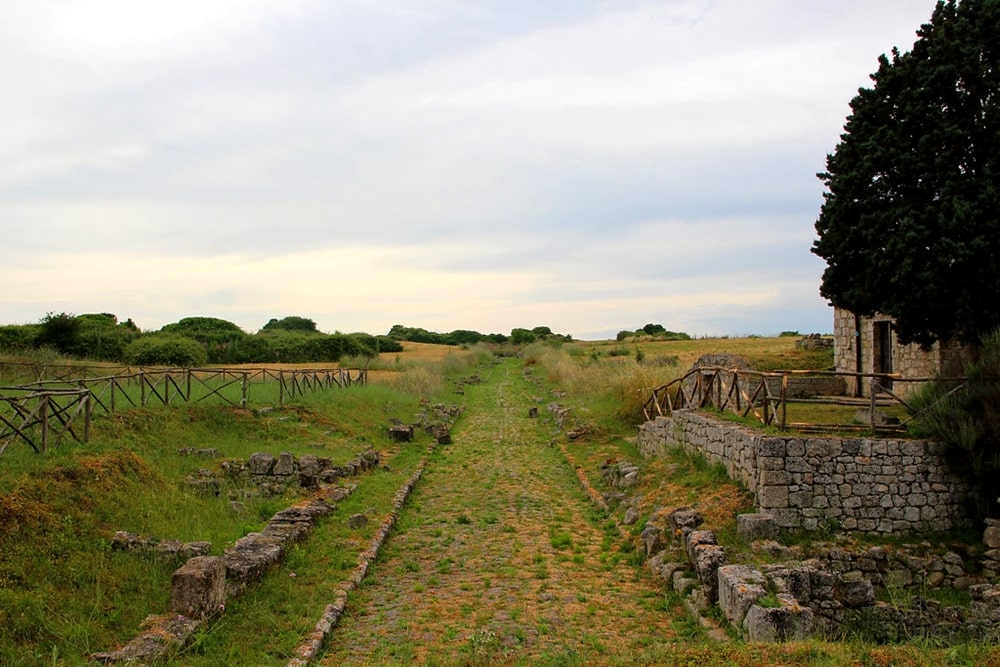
(0, 345), (487, 665)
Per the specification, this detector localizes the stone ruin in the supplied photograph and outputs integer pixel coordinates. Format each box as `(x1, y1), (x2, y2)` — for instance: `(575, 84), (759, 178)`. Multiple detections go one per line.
(92, 484), (354, 665)
(639, 507), (1000, 643)
(93, 448), (383, 664)
(389, 402), (464, 445)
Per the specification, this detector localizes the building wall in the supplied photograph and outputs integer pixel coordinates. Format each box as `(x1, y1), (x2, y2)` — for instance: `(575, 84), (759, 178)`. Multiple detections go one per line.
(832, 308), (967, 397)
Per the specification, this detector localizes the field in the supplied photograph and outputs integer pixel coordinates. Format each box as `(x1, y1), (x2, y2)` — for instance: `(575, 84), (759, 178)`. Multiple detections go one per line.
(1, 337), (997, 666)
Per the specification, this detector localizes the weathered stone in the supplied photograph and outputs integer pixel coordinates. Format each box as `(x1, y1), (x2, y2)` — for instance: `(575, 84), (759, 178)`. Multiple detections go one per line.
(835, 575), (875, 608)
(984, 525), (1000, 549)
(223, 533), (285, 592)
(273, 451), (296, 476)
(622, 507), (640, 526)
(170, 556), (226, 619)
(717, 564), (767, 627)
(640, 522), (664, 557)
(684, 529), (717, 563)
(744, 598), (814, 642)
(693, 544), (727, 603)
(667, 507), (703, 531)
(156, 540), (184, 563)
(737, 513), (778, 541)
(248, 452), (276, 475)
(297, 454), (322, 476)
(90, 613), (202, 665)
(348, 513), (368, 529)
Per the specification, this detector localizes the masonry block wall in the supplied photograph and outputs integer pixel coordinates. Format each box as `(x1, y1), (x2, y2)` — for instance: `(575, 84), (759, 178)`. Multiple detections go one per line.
(638, 410), (973, 534)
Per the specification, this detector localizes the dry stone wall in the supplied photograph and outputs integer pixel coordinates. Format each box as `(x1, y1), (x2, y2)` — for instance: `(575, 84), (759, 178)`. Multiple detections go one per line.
(638, 410), (974, 534)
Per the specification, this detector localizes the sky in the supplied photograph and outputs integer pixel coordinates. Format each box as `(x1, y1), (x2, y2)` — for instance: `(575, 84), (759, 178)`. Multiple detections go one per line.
(1, 0), (936, 340)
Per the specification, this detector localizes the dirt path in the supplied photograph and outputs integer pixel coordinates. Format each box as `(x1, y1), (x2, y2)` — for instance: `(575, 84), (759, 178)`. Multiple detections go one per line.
(318, 360), (678, 665)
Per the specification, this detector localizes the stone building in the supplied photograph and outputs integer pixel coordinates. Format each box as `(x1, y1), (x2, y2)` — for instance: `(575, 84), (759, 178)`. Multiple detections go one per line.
(832, 307), (969, 396)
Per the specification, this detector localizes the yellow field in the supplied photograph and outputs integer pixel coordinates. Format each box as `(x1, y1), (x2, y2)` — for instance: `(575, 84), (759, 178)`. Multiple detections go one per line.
(571, 335), (834, 371)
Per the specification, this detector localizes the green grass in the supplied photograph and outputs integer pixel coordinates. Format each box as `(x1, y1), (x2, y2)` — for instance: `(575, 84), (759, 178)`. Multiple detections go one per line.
(4, 338), (1000, 666)
(0, 347), (489, 665)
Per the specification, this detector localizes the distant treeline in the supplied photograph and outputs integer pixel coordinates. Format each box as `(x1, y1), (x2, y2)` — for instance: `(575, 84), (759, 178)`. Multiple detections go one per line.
(0, 313), (402, 367)
(0, 314), (578, 366)
(385, 324), (571, 346)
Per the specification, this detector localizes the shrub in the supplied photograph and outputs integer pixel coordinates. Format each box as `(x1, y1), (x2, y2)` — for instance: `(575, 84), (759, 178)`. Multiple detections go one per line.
(123, 334), (208, 367)
(0, 324), (40, 352)
(910, 329), (1000, 519)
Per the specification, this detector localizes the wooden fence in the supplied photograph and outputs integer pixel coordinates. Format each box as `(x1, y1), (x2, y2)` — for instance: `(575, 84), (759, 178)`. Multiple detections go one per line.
(0, 364), (366, 456)
(642, 366), (964, 435)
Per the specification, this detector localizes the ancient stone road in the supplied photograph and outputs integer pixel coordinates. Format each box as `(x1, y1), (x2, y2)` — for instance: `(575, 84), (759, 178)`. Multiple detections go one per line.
(317, 359), (677, 665)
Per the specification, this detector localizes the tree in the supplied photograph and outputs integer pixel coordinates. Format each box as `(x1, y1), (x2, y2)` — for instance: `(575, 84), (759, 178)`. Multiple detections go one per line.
(812, 0), (1000, 347)
(36, 312), (80, 354)
(259, 316), (319, 334)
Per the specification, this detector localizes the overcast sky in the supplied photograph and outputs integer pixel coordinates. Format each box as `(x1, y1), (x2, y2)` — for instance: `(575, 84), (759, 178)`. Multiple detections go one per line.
(1, 1), (934, 339)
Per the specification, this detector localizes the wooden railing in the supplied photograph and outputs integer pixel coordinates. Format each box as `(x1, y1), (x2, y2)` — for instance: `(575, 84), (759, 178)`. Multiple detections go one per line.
(0, 387), (91, 454)
(0, 364), (367, 456)
(642, 366), (964, 434)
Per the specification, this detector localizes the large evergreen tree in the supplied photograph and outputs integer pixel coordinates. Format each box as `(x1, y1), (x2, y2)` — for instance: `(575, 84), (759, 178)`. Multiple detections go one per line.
(812, 0), (1000, 346)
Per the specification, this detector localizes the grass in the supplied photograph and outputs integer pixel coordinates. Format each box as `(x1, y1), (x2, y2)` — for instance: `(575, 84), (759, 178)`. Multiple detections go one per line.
(4, 337), (1000, 665)
(0, 345), (487, 665)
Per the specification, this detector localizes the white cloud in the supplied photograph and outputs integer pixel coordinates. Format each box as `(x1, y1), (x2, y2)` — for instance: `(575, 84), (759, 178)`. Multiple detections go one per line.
(0, 0), (936, 338)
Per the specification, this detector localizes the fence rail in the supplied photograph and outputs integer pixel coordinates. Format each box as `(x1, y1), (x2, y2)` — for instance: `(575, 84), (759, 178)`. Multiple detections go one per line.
(642, 366), (964, 434)
(0, 363), (366, 456)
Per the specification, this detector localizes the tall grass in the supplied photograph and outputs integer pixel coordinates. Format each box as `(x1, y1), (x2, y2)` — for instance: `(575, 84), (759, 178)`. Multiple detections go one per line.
(523, 343), (680, 426)
(378, 344), (493, 399)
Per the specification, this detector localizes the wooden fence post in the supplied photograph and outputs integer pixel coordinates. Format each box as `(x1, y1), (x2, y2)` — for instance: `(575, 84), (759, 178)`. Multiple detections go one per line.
(241, 373), (248, 408)
(870, 377), (878, 434)
(39, 394), (48, 454)
(780, 374), (789, 430)
(83, 389), (91, 443)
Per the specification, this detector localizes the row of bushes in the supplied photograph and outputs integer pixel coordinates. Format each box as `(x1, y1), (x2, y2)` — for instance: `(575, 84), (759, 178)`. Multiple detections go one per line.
(0, 313), (402, 367)
(616, 323), (691, 342)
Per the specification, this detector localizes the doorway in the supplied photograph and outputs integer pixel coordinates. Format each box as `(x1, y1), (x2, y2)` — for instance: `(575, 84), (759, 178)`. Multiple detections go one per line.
(873, 321), (893, 390)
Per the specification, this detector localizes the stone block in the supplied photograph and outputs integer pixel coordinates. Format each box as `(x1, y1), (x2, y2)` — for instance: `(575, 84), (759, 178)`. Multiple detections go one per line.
(737, 513), (778, 542)
(248, 452), (276, 475)
(273, 451), (296, 476)
(744, 597), (814, 642)
(757, 485), (789, 509)
(170, 556), (226, 619)
(692, 544), (727, 603)
(223, 533), (285, 592)
(834, 575), (875, 608)
(717, 564), (766, 628)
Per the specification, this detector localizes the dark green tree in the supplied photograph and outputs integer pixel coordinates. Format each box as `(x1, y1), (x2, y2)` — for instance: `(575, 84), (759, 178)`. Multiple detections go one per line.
(259, 316), (319, 333)
(36, 312), (80, 354)
(812, 0), (1000, 346)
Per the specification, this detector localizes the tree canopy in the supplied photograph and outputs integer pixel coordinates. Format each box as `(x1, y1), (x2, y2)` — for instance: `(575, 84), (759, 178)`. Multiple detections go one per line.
(259, 316), (319, 334)
(812, 0), (1000, 346)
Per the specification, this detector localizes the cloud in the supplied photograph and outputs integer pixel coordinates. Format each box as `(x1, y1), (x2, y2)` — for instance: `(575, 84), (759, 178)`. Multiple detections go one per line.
(0, 0), (935, 338)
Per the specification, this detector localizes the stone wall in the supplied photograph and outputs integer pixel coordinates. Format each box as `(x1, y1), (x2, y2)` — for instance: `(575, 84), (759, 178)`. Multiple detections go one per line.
(638, 410), (974, 534)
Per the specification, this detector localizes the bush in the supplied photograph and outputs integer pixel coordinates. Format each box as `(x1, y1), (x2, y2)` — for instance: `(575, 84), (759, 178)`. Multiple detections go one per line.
(123, 335), (208, 367)
(0, 324), (40, 352)
(910, 329), (1000, 519)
